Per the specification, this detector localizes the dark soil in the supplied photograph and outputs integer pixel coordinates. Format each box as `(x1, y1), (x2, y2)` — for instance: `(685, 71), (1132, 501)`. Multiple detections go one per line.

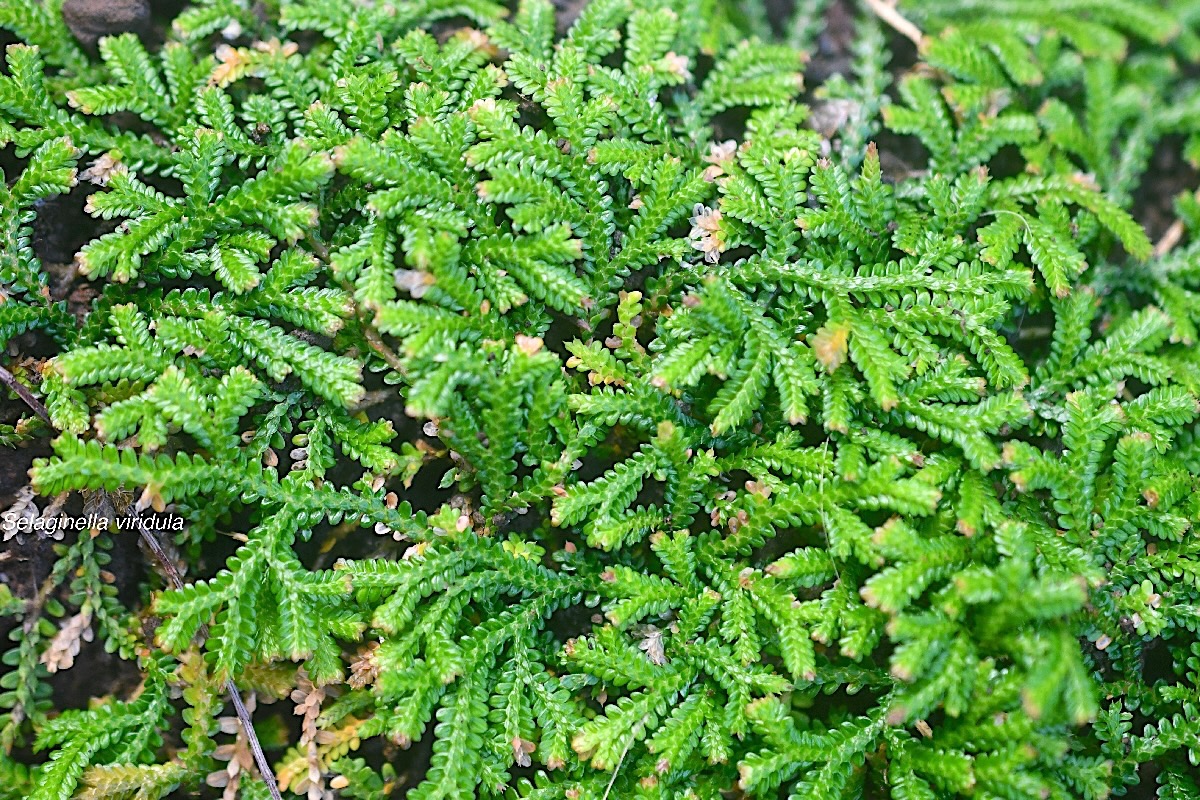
(0, 382), (53, 586)
(805, 0), (856, 85)
(32, 187), (119, 265)
(552, 0), (590, 33)
(1133, 134), (1198, 243)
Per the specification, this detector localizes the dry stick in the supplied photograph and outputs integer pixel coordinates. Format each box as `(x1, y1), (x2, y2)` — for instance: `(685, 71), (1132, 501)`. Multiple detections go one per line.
(1153, 186), (1200, 257)
(863, 0), (925, 48)
(1154, 218), (1186, 258)
(0, 363), (52, 426)
(361, 321), (408, 374)
(129, 503), (284, 800)
(0, 363), (284, 800)
(600, 729), (637, 800)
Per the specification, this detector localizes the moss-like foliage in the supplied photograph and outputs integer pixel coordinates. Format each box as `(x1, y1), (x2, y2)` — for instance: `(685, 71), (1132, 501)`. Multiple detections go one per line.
(1, 0), (1200, 799)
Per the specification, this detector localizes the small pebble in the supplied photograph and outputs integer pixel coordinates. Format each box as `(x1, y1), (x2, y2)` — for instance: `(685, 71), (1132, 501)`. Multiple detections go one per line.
(62, 0), (151, 50)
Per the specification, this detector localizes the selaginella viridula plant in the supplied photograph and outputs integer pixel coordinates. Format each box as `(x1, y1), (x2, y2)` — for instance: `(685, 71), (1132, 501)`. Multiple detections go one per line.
(1, 0), (1199, 798)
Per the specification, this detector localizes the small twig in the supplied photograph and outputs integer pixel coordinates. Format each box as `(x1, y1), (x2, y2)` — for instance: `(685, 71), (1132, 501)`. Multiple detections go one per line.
(600, 730), (637, 800)
(863, 0), (925, 48)
(225, 680), (280, 799)
(361, 324), (407, 374)
(24, 560), (66, 635)
(1154, 219), (1185, 258)
(129, 502), (284, 800)
(0, 362), (52, 426)
(303, 232), (331, 262)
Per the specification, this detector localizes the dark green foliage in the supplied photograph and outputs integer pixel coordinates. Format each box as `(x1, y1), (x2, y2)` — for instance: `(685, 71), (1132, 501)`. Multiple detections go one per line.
(1, 0), (1200, 799)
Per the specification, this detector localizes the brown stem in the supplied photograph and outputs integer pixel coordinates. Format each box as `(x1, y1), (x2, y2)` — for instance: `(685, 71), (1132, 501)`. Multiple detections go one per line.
(0, 362), (51, 426)
(128, 500), (283, 800)
(361, 324), (407, 374)
(1154, 218), (1186, 258)
(863, 0), (925, 48)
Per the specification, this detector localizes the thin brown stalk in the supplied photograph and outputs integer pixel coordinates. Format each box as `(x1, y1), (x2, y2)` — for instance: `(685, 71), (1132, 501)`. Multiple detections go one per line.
(863, 0), (925, 48)
(1154, 218), (1186, 258)
(128, 503), (283, 800)
(0, 362), (52, 425)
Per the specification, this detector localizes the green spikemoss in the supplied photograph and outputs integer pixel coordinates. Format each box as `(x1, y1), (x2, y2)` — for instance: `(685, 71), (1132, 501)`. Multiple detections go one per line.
(1, 0), (1199, 799)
